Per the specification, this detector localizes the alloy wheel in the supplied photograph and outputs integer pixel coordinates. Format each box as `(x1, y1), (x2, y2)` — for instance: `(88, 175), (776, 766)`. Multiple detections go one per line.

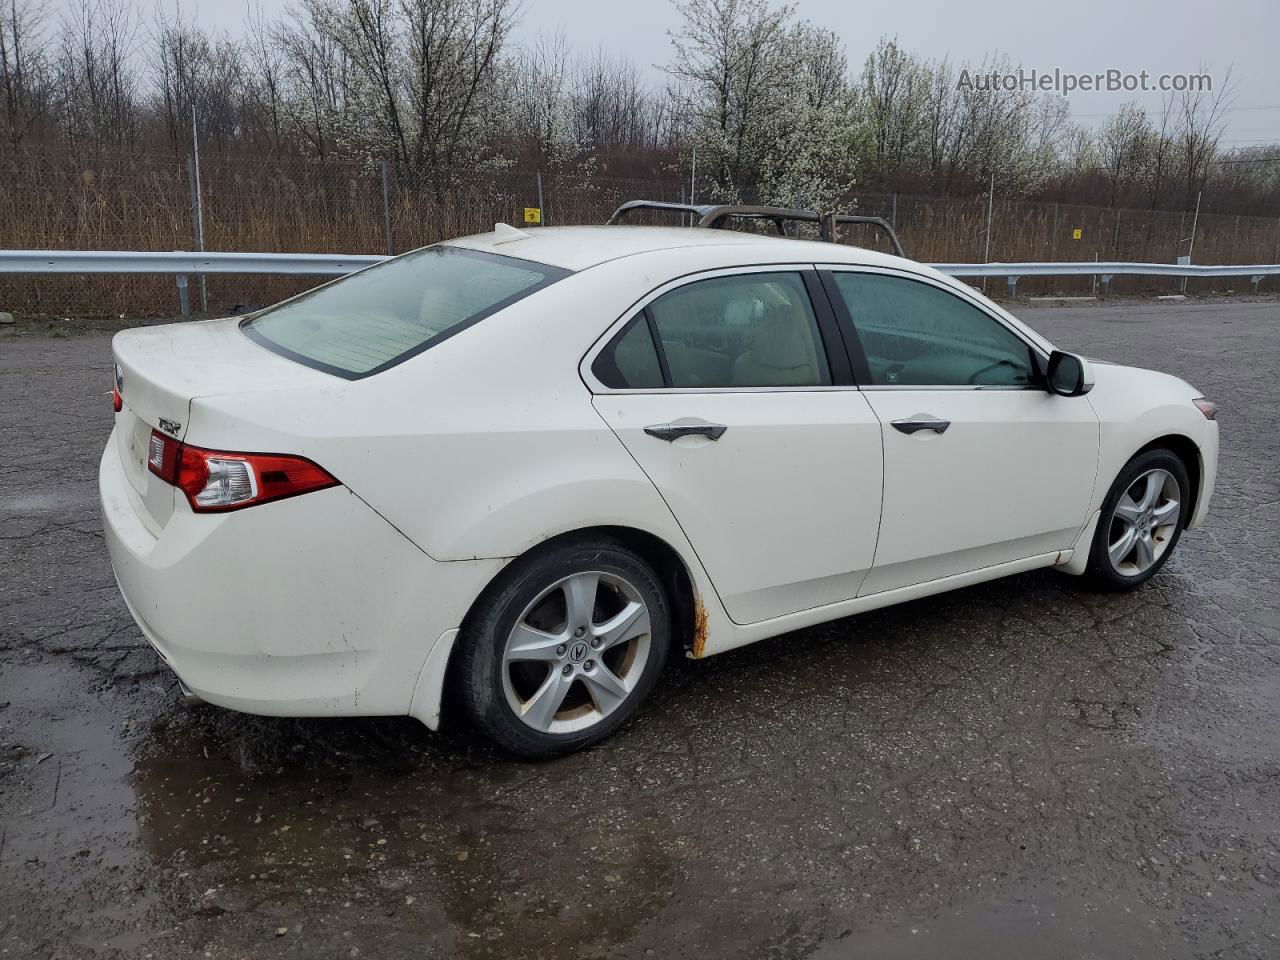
(1106, 468), (1181, 576)
(501, 571), (652, 734)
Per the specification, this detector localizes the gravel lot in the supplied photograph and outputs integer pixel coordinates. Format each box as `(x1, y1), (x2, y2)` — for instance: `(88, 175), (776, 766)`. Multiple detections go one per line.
(1, 299), (1278, 959)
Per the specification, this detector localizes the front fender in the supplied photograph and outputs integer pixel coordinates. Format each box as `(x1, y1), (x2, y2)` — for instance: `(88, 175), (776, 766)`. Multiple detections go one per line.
(1086, 365), (1218, 529)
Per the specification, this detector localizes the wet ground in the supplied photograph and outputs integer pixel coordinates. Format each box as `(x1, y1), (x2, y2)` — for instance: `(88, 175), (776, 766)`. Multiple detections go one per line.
(2, 299), (1278, 959)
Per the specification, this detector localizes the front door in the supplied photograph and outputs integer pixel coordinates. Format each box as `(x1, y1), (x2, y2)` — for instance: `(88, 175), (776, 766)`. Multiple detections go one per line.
(587, 268), (884, 624)
(822, 268), (1099, 596)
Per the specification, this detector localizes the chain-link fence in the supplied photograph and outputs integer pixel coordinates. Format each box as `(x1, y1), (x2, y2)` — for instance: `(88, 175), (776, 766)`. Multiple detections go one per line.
(3, 147), (1279, 317)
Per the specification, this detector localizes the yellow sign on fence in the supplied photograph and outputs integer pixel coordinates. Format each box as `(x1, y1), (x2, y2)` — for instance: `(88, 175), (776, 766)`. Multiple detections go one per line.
(524, 207), (542, 225)
(1072, 227), (1083, 240)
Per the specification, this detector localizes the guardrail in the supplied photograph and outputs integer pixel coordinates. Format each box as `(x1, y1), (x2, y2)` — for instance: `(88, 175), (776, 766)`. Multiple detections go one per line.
(1, 250), (1277, 294)
(0, 250), (385, 276)
(935, 260), (1280, 294)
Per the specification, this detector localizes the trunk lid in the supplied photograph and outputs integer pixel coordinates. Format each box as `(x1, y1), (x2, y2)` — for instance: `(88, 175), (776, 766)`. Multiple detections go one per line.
(111, 318), (330, 530)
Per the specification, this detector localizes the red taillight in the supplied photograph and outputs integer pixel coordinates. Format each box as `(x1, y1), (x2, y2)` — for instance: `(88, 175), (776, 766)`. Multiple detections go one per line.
(112, 363), (123, 412)
(148, 430), (181, 484)
(147, 429), (338, 512)
(112, 386), (123, 413)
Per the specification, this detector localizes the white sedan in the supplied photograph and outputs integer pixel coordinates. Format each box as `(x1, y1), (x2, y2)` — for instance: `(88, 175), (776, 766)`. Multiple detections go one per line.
(100, 225), (1219, 757)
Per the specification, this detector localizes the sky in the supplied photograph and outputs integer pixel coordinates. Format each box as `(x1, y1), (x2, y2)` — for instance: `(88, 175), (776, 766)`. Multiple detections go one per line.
(44, 0), (1280, 146)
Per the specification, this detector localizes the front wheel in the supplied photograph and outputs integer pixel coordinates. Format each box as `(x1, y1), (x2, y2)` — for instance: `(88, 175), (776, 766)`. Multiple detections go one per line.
(1084, 449), (1190, 591)
(456, 539), (671, 758)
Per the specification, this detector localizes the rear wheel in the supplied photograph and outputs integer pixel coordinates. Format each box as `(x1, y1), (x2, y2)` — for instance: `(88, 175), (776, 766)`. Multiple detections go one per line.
(457, 539), (670, 758)
(1085, 449), (1190, 590)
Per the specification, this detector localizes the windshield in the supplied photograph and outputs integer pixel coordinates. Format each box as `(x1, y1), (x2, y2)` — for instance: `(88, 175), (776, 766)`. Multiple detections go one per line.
(242, 245), (569, 378)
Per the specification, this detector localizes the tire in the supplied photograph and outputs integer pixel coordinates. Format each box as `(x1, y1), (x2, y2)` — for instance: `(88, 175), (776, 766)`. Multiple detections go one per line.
(1084, 448), (1191, 591)
(456, 537), (671, 758)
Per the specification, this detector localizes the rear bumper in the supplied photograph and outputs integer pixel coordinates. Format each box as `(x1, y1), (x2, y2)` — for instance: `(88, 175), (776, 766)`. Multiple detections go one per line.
(100, 427), (502, 721)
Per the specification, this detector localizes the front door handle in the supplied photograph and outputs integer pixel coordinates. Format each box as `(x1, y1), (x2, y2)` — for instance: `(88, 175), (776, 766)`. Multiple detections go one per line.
(891, 416), (950, 435)
(643, 422), (728, 442)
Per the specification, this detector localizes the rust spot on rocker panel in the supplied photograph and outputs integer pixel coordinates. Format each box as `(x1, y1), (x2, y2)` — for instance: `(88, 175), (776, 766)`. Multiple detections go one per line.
(691, 598), (709, 659)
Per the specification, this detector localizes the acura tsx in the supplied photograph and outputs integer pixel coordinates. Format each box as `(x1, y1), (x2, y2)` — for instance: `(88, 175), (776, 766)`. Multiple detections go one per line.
(101, 223), (1218, 757)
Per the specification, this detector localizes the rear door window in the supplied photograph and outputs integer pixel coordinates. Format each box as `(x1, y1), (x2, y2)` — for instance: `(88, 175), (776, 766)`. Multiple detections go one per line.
(603, 272), (830, 389)
(243, 246), (568, 378)
(591, 316), (666, 389)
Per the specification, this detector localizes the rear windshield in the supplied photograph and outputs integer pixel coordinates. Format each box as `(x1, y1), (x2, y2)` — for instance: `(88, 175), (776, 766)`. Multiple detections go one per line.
(242, 246), (569, 378)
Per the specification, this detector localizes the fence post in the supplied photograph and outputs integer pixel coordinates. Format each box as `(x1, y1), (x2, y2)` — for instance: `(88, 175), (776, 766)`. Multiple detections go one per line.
(187, 112), (207, 313)
(1183, 190), (1201, 295)
(982, 172), (994, 294)
(690, 146), (697, 208)
(536, 170), (545, 226)
(381, 161), (393, 255)
(983, 172), (994, 263)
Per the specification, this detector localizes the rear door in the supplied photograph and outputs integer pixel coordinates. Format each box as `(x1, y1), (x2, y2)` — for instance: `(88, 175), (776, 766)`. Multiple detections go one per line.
(821, 267), (1099, 595)
(587, 266), (884, 625)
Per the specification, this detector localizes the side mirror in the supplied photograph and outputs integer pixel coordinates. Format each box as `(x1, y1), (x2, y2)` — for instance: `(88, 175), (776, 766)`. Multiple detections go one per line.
(1045, 350), (1094, 397)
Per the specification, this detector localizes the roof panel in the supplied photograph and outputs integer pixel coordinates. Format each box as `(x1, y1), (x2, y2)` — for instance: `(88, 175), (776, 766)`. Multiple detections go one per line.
(442, 224), (865, 271)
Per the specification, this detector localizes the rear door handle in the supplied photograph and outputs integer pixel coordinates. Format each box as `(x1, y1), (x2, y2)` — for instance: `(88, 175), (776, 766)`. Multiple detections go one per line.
(643, 422), (728, 442)
(891, 416), (950, 435)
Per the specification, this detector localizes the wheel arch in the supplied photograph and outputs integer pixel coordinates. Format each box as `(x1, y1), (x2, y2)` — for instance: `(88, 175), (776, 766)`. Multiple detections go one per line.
(1134, 433), (1202, 523)
(434, 525), (703, 730)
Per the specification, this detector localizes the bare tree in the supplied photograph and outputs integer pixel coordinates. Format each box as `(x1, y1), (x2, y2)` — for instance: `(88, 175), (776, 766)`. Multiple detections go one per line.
(570, 47), (658, 154)
(272, 4), (356, 159)
(54, 0), (143, 150)
(1175, 66), (1233, 208)
(244, 3), (287, 151)
(297, 0), (515, 191)
(1096, 102), (1151, 207)
(1, 0), (56, 148)
(1144, 93), (1177, 211)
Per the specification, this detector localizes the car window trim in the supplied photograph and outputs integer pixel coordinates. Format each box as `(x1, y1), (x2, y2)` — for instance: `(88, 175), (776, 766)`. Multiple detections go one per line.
(643, 308), (675, 387)
(801, 272), (855, 386)
(817, 265), (1050, 391)
(581, 263), (849, 395)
